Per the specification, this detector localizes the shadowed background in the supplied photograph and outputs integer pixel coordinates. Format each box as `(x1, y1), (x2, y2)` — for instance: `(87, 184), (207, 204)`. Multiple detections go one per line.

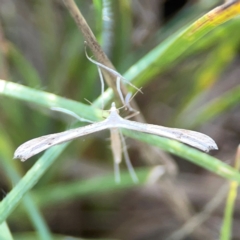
(0, 0), (240, 239)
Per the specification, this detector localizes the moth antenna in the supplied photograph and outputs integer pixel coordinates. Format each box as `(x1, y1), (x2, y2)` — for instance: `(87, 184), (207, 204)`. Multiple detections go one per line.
(116, 76), (125, 106)
(97, 66), (105, 111)
(84, 44), (143, 95)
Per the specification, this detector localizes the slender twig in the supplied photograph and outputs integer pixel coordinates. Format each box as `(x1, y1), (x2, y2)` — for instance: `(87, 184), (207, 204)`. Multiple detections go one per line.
(62, 0), (127, 103)
(165, 184), (228, 240)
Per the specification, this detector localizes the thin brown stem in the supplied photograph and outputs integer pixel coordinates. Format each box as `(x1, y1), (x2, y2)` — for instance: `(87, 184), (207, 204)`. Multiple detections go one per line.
(62, 0), (128, 104)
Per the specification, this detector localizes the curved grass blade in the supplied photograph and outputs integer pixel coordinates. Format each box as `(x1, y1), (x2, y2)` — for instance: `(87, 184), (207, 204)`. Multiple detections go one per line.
(174, 37), (238, 125)
(220, 145), (240, 240)
(95, 5), (240, 106)
(0, 79), (102, 122)
(16, 167), (152, 211)
(0, 222), (13, 240)
(126, 2), (240, 88)
(182, 84), (240, 128)
(0, 143), (69, 224)
(0, 125), (52, 240)
(8, 44), (42, 87)
(123, 130), (240, 183)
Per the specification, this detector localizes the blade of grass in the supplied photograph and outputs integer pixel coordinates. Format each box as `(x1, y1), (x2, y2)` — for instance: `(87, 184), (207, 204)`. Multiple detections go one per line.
(118, 0), (221, 72)
(13, 232), (101, 240)
(174, 19), (240, 65)
(92, 0), (103, 42)
(0, 143), (69, 224)
(0, 125), (53, 240)
(220, 145), (240, 240)
(0, 222), (13, 240)
(0, 79), (102, 122)
(15, 167), (153, 211)
(35, 0), (58, 61)
(183, 84), (240, 128)
(101, 0), (115, 58)
(122, 130), (240, 183)
(21, 195), (52, 240)
(95, 6), (240, 106)
(112, 0), (131, 69)
(49, 31), (84, 93)
(174, 37), (238, 126)
(3, 41), (46, 140)
(125, 2), (240, 87)
(8, 43), (42, 87)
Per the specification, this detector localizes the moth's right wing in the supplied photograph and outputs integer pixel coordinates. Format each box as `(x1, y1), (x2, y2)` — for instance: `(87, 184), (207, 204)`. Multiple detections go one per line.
(119, 119), (218, 152)
(14, 120), (109, 161)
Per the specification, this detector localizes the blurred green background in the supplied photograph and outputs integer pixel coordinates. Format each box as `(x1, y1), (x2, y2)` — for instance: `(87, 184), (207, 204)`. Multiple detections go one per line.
(0, 0), (240, 239)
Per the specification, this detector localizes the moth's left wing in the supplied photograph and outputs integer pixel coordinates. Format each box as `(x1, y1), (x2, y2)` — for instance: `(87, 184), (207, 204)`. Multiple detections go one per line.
(14, 120), (109, 161)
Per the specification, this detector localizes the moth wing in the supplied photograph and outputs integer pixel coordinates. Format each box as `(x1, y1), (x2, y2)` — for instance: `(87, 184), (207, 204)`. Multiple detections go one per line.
(119, 119), (218, 152)
(14, 120), (109, 161)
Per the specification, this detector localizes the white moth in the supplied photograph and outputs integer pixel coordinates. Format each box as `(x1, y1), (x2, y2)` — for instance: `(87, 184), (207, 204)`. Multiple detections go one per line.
(52, 105), (138, 183)
(14, 102), (218, 163)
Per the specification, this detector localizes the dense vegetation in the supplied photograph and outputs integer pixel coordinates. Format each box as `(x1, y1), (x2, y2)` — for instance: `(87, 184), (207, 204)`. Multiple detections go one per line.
(0, 1), (240, 239)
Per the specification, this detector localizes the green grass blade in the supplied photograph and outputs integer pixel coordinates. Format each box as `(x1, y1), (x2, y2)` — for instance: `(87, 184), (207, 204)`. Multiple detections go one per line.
(0, 143), (68, 224)
(0, 125), (52, 240)
(16, 167), (153, 211)
(220, 146), (240, 240)
(13, 232), (94, 240)
(124, 5), (240, 88)
(183, 84), (240, 128)
(8, 44), (42, 87)
(92, 0), (103, 43)
(0, 79), (102, 122)
(174, 37), (238, 126)
(122, 130), (240, 183)
(0, 222), (13, 240)
(112, 0), (131, 68)
(21, 195), (52, 240)
(95, 8), (240, 106)
(101, 0), (114, 57)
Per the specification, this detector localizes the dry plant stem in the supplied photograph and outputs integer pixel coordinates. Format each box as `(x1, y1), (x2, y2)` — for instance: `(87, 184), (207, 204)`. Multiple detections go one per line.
(165, 184), (229, 240)
(161, 179), (215, 240)
(62, 0), (127, 103)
